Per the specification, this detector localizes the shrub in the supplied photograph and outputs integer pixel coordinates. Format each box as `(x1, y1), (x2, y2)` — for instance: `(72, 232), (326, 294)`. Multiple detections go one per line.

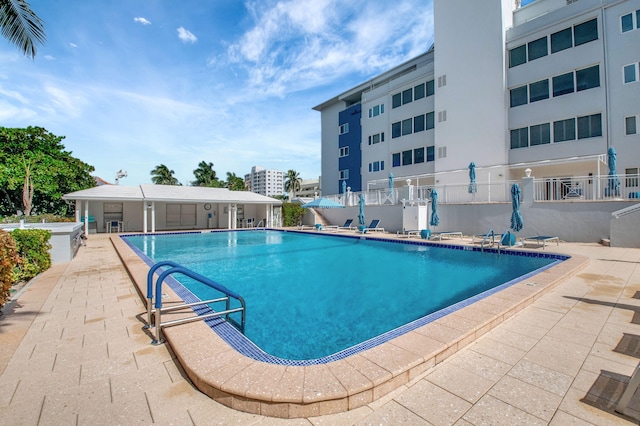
(0, 230), (19, 310)
(1, 214), (74, 224)
(11, 229), (52, 282)
(282, 203), (306, 227)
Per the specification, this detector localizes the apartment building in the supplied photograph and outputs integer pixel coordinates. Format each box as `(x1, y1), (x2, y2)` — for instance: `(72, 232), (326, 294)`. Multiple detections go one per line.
(244, 166), (285, 197)
(314, 0), (640, 197)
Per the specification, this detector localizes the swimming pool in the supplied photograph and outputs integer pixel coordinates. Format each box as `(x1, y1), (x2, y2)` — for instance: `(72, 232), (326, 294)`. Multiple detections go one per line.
(124, 230), (565, 363)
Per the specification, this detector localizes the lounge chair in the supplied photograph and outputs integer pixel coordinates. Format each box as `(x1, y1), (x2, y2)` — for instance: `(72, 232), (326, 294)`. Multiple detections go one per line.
(430, 231), (463, 240)
(396, 229), (421, 238)
(325, 219), (355, 232)
(522, 235), (559, 249)
(364, 219), (385, 232)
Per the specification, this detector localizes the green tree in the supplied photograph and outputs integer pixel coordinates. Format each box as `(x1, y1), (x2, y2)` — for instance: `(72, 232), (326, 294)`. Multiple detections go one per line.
(225, 172), (246, 191)
(0, 126), (95, 216)
(191, 161), (223, 187)
(284, 169), (301, 201)
(150, 164), (180, 185)
(0, 0), (45, 59)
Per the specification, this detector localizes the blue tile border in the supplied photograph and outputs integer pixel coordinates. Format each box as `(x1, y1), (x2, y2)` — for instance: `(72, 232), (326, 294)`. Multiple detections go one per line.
(120, 229), (569, 366)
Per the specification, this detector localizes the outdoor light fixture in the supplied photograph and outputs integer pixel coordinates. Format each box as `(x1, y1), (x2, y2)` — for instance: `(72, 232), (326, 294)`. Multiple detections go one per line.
(525, 168), (532, 178)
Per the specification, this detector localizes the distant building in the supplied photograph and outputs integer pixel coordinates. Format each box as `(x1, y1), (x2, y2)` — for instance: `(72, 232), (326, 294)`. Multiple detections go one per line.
(244, 166), (285, 197)
(297, 178), (322, 198)
(314, 0), (640, 196)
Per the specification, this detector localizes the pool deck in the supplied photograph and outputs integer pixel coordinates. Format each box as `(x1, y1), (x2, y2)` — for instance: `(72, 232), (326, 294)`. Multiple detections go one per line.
(1, 231), (639, 424)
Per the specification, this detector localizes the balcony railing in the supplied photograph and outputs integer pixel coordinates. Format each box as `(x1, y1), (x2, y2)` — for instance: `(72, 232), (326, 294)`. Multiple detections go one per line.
(533, 174), (640, 201)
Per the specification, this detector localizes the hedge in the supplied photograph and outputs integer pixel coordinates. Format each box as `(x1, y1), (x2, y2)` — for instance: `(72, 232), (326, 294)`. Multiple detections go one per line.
(11, 228), (52, 283)
(0, 230), (19, 310)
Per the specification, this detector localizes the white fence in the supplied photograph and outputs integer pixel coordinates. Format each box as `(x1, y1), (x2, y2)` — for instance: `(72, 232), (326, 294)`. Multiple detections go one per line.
(533, 174), (640, 201)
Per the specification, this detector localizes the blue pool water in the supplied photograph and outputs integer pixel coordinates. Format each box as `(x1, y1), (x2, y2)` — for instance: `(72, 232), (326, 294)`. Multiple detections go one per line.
(124, 230), (561, 362)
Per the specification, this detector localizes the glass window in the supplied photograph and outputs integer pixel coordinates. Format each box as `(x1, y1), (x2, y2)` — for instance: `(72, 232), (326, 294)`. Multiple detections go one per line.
(368, 163), (372, 173)
(621, 13), (633, 32)
(551, 28), (572, 53)
(554, 118), (576, 142)
(372, 133), (381, 144)
(426, 112), (435, 130)
(637, 10), (640, 28)
(339, 123), (349, 134)
(373, 105), (380, 116)
(414, 83), (425, 100)
(510, 127), (529, 149)
(509, 45), (526, 67)
(414, 114), (425, 133)
(392, 122), (401, 138)
(626, 116), (637, 135)
(381, 132), (385, 142)
(529, 79), (549, 102)
(402, 150), (412, 166)
(373, 161), (380, 172)
(426, 146), (435, 162)
(402, 88), (412, 105)
(574, 18), (598, 46)
(528, 37), (548, 61)
(414, 147), (425, 164)
(577, 113), (602, 139)
(624, 64), (637, 83)
(510, 85), (528, 107)
(553, 72), (574, 97)
(381, 161), (384, 171)
(576, 65), (600, 91)
(426, 80), (435, 96)
(392, 153), (401, 167)
(339, 146), (349, 157)
(402, 118), (412, 136)
(530, 123), (551, 146)
(392, 93), (402, 108)
(339, 169), (349, 180)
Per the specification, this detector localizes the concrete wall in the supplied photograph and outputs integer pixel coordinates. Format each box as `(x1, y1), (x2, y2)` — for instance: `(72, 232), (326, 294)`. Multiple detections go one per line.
(610, 208), (640, 248)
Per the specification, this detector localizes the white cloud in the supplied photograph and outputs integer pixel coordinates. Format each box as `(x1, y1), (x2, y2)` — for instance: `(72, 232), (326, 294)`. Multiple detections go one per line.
(134, 17), (151, 25)
(69, 42), (78, 48)
(177, 27), (197, 43)
(44, 55), (55, 60)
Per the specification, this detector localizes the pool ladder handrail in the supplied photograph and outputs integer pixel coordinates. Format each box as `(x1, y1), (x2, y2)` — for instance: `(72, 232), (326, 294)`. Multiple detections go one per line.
(145, 261), (246, 345)
(480, 229), (495, 252)
(497, 229), (512, 255)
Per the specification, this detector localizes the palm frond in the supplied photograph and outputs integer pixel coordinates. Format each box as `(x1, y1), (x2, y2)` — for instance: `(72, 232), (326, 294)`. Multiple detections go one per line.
(0, 0), (45, 59)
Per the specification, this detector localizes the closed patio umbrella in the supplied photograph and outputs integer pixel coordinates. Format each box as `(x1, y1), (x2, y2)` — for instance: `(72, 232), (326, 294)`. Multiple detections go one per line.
(607, 147), (620, 197)
(358, 193), (366, 226)
(468, 162), (477, 194)
(429, 189), (440, 227)
(388, 173), (394, 198)
(510, 183), (523, 232)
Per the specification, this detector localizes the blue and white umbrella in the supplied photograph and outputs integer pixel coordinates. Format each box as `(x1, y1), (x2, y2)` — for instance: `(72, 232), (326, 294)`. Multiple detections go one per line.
(468, 162), (477, 194)
(510, 183), (524, 232)
(358, 193), (366, 226)
(429, 189), (440, 227)
(607, 147), (620, 197)
(342, 180), (347, 194)
(388, 173), (394, 198)
(302, 198), (345, 209)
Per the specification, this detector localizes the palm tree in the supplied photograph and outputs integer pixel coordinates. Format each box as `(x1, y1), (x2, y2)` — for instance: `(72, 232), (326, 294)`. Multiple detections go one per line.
(150, 164), (180, 185)
(191, 161), (222, 187)
(0, 0), (46, 59)
(225, 172), (246, 191)
(284, 169), (301, 201)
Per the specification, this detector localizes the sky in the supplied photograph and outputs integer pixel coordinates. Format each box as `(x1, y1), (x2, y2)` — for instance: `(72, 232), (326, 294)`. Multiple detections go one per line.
(0, 0), (436, 186)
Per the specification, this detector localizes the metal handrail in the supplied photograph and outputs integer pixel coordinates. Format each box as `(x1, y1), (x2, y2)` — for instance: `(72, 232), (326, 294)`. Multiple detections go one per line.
(145, 260), (182, 328)
(146, 263), (246, 345)
(480, 229), (495, 252)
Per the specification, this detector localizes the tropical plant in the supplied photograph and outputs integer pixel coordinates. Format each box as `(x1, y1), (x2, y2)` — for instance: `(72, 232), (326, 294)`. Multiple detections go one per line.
(0, 229), (18, 310)
(11, 228), (51, 282)
(284, 169), (301, 201)
(0, 127), (96, 217)
(191, 161), (223, 187)
(225, 172), (246, 191)
(0, 0), (45, 59)
(150, 164), (180, 185)
(281, 202), (305, 227)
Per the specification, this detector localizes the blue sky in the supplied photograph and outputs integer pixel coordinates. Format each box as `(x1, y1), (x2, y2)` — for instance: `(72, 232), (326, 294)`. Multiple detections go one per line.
(0, 0), (436, 186)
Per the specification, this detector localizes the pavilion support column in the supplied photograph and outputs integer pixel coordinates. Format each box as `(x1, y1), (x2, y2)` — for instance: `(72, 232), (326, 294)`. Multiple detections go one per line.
(227, 203), (232, 229)
(143, 202), (148, 234)
(232, 204), (237, 229)
(151, 202), (156, 233)
(84, 201), (89, 235)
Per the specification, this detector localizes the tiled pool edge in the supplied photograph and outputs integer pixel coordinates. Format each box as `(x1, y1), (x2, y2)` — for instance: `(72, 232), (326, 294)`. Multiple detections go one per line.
(109, 234), (590, 419)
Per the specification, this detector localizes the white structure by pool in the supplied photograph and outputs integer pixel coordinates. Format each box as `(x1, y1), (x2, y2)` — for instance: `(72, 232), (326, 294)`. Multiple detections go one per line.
(0, 222), (84, 264)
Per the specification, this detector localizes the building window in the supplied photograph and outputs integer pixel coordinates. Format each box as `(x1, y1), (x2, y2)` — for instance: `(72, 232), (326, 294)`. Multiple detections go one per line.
(574, 18), (598, 46)
(510, 127), (529, 149)
(426, 146), (435, 162)
(402, 118), (412, 136)
(339, 169), (349, 180)
(402, 150), (413, 166)
(426, 80), (435, 96)
(369, 161), (383, 172)
(554, 118), (576, 142)
(368, 104), (384, 118)
(368, 132), (384, 145)
(426, 112), (435, 130)
(576, 65), (600, 91)
(392, 153), (401, 167)
(414, 147), (425, 164)
(528, 36), (548, 61)
(626, 168), (639, 187)
(392, 93), (402, 108)
(510, 85), (528, 107)
(577, 113), (602, 139)
(530, 123), (551, 146)
(626, 116), (637, 135)
(621, 12), (634, 32)
(339, 146), (349, 157)
(553, 72), (574, 97)
(392, 122), (402, 138)
(624, 63), (637, 84)
(509, 44), (526, 68)
(414, 114), (425, 133)
(402, 88), (412, 105)
(339, 123), (349, 134)
(551, 27), (572, 53)
(414, 83), (425, 100)
(529, 79), (549, 102)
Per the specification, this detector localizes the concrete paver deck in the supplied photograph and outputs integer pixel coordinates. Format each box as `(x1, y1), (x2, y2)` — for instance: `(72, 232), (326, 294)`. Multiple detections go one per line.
(0, 233), (638, 425)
